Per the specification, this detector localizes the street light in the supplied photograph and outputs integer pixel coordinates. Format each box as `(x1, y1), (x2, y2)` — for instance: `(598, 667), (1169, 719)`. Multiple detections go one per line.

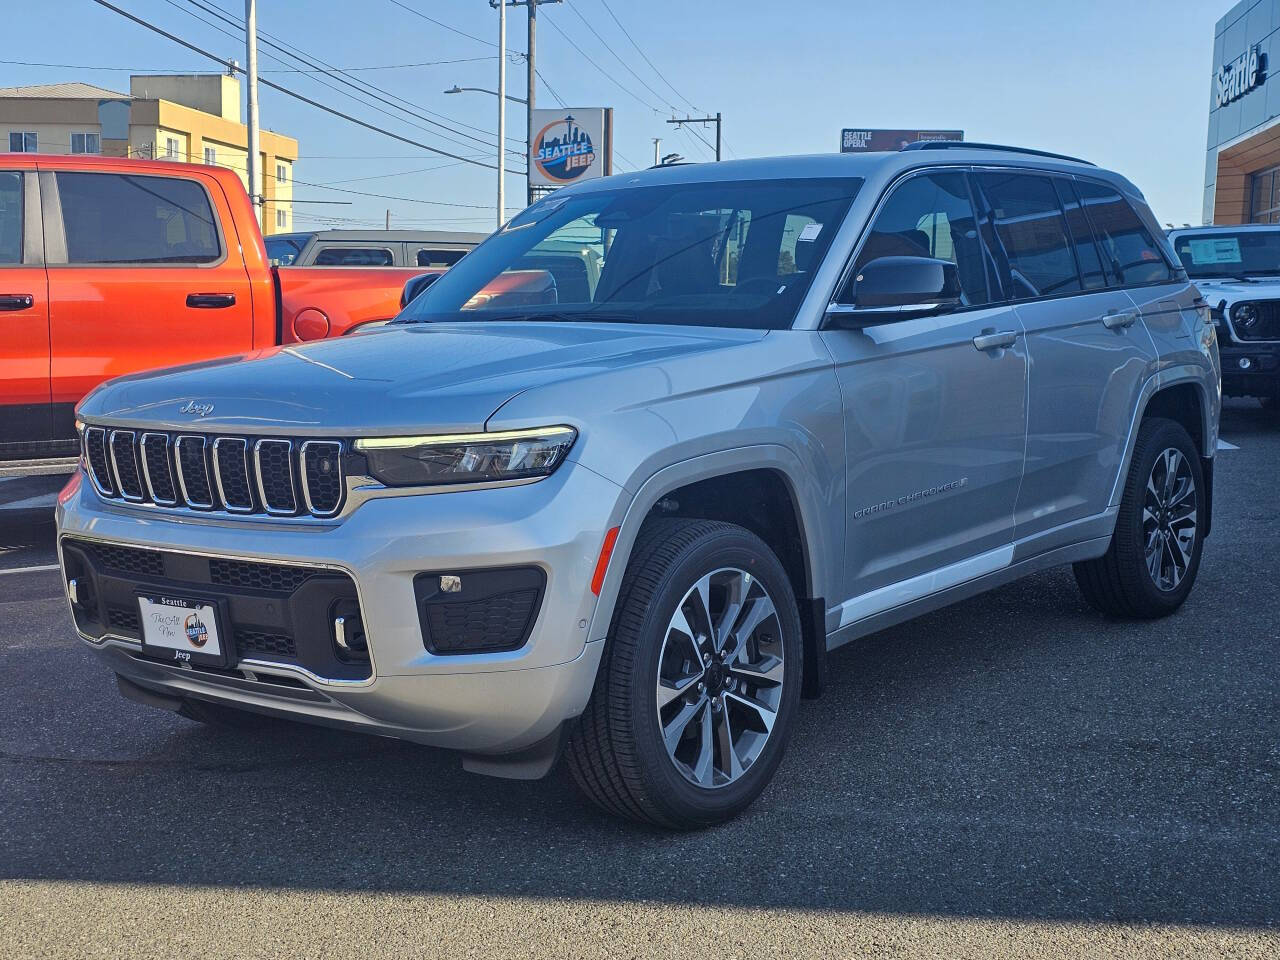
(444, 85), (528, 105)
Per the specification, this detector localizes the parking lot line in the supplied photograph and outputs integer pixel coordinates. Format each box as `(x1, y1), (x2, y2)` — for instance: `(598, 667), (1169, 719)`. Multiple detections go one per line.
(1217, 439), (1240, 450)
(0, 564), (59, 576)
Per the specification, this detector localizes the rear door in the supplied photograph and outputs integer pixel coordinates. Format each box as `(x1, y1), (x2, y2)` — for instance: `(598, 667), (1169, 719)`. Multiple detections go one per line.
(0, 167), (53, 453)
(45, 168), (254, 443)
(973, 170), (1157, 546)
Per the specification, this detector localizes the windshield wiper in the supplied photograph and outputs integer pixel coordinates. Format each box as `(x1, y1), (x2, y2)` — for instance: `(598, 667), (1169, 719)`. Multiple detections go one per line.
(464, 310), (641, 324)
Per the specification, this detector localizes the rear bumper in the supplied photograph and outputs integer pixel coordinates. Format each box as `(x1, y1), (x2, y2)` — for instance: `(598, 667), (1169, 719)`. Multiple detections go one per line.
(56, 460), (626, 755)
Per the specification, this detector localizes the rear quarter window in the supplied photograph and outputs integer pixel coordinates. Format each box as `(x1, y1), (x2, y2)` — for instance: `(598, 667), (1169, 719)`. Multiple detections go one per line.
(56, 171), (221, 265)
(313, 247), (395, 266)
(0, 172), (20, 264)
(1074, 180), (1172, 286)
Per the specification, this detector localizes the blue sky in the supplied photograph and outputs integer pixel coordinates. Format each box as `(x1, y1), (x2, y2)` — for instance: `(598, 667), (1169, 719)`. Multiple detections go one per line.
(5, 0), (1226, 229)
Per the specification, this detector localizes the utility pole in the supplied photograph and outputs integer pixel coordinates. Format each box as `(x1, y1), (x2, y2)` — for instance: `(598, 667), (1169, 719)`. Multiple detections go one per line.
(385, 209), (391, 230)
(244, 0), (261, 226)
(496, 0), (506, 230)
(667, 113), (723, 161)
(652, 138), (661, 166)
(509, 1), (560, 206)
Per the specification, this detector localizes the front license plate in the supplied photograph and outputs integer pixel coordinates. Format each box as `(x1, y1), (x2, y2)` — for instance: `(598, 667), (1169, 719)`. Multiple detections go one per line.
(138, 595), (225, 665)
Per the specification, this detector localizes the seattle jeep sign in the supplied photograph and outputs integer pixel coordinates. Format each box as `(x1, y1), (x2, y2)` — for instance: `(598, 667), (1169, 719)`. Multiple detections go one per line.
(1216, 45), (1266, 108)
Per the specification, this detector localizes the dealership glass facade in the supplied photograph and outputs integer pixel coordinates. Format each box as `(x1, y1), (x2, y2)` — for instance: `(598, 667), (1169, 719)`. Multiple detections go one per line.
(1204, 1), (1280, 224)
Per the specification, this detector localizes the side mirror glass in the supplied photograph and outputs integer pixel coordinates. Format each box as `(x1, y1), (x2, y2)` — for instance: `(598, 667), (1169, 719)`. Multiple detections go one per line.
(400, 272), (442, 308)
(826, 255), (963, 328)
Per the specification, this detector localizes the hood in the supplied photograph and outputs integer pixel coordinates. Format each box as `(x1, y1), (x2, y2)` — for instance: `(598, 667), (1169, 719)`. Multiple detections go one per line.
(1193, 276), (1280, 300)
(77, 321), (767, 435)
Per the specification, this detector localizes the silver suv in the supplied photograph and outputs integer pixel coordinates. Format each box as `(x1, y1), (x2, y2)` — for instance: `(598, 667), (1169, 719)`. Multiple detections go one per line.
(58, 143), (1221, 828)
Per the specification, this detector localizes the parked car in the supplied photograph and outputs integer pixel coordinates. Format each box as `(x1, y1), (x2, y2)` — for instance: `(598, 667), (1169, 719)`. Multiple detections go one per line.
(265, 229), (486, 268)
(1167, 224), (1279, 412)
(0, 154), (433, 468)
(57, 143), (1221, 829)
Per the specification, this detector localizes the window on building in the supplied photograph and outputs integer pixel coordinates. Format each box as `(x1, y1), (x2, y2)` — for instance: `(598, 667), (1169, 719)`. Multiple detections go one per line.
(977, 172), (1080, 299)
(70, 132), (100, 155)
(1074, 180), (1173, 286)
(276, 163), (288, 184)
(0, 171), (22, 264)
(312, 247), (395, 266)
(852, 171), (992, 305)
(1249, 164), (1280, 223)
(203, 146), (217, 165)
(276, 209), (287, 228)
(9, 132), (37, 153)
(416, 248), (467, 267)
(165, 137), (180, 160)
(56, 171), (221, 264)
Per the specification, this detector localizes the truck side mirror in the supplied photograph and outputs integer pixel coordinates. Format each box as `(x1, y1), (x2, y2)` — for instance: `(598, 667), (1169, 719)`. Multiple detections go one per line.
(826, 256), (963, 328)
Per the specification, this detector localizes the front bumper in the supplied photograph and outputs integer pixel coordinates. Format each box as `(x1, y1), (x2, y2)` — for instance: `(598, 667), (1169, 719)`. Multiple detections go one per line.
(56, 461), (625, 756)
(1219, 339), (1279, 398)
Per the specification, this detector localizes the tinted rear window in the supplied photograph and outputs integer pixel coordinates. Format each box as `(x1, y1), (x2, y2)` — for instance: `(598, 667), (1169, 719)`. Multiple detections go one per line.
(1074, 180), (1172, 285)
(978, 172), (1080, 299)
(56, 172), (221, 265)
(0, 172), (20, 264)
(416, 248), (467, 267)
(313, 247), (395, 266)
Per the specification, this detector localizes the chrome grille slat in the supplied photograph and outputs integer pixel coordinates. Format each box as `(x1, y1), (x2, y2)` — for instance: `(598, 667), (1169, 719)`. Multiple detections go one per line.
(108, 430), (144, 502)
(139, 433), (178, 506)
(82, 428), (343, 519)
(254, 439), (297, 515)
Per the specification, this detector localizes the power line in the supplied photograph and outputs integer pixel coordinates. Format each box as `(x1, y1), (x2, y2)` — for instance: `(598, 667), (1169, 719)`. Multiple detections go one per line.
(89, 0), (506, 170)
(383, 0), (497, 49)
(539, 8), (664, 114)
(563, 0), (678, 113)
(0, 56), (497, 73)
(596, 0), (699, 114)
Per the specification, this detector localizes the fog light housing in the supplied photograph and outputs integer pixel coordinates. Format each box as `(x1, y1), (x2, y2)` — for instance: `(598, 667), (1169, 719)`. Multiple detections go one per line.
(414, 567), (545, 654)
(1239, 356), (1254, 371)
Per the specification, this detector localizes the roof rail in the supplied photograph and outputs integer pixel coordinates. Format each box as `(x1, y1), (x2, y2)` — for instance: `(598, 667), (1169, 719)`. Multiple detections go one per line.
(899, 140), (1095, 166)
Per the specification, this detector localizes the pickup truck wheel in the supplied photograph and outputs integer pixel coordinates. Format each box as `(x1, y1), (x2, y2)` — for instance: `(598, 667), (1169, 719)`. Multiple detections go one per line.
(566, 518), (802, 829)
(1073, 418), (1205, 619)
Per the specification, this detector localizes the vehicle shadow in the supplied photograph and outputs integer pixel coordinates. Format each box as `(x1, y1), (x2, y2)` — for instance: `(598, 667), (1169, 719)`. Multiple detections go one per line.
(1, 403), (1276, 927)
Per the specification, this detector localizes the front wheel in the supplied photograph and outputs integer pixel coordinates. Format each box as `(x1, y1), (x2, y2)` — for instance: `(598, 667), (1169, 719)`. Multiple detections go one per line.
(1073, 418), (1206, 618)
(566, 519), (803, 829)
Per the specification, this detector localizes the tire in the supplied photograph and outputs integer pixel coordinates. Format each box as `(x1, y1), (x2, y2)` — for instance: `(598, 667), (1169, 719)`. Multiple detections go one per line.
(1073, 418), (1206, 619)
(178, 698), (279, 729)
(566, 518), (803, 829)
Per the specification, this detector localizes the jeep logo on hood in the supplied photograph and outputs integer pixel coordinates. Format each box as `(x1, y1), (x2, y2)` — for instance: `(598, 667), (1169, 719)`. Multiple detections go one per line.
(179, 400), (215, 417)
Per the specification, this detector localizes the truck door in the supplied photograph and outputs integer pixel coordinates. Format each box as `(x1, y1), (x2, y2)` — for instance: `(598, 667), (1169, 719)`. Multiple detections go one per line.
(0, 168), (53, 456)
(44, 168), (254, 445)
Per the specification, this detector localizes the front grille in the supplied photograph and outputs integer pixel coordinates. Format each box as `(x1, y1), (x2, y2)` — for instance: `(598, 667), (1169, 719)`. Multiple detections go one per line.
(83, 541), (165, 578)
(236, 629), (297, 658)
(426, 589), (540, 653)
(207, 557), (315, 592)
(1231, 300), (1280, 341)
(107, 607), (141, 633)
(80, 427), (345, 519)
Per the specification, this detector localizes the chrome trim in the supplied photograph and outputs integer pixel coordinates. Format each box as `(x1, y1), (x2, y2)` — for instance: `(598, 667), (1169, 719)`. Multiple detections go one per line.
(299, 440), (344, 517)
(57, 531), (378, 688)
(139, 432), (178, 506)
(333, 616), (350, 653)
(211, 437), (254, 513)
(173, 435), (213, 509)
(107, 430), (143, 502)
(67, 578), (79, 606)
(84, 426), (115, 496)
(254, 438), (297, 515)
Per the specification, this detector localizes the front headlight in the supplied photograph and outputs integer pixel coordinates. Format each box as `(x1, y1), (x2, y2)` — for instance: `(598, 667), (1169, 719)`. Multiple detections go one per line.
(354, 426), (577, 487)
(1232, 302), (1259, 330)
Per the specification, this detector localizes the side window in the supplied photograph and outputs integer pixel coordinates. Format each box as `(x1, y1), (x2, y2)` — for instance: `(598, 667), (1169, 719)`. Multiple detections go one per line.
(416, 248), (467, 267)
(851, 171), (991, 305)
(312, 247), (395, 267)
(977, 172), (1080, 299)
(56, 172), (221, 265)
(1053, 178), (1108, 290)
(0, 172), (21, 264)
(1074, 180), (1173, 286)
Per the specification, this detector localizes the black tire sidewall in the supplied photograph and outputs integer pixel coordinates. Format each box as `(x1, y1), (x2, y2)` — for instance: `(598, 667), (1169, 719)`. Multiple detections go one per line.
(1117, 420), (1206, 613)
(623, 527), (803, 826)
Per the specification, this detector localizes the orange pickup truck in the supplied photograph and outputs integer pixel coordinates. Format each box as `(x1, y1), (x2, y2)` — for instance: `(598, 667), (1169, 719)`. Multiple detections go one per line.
(0, 154), (436, 467)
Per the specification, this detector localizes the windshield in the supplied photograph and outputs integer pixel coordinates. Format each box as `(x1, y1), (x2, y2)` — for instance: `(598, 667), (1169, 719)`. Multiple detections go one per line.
(1171, 230), (1280, 279)
(396, 177), (862, 329)
(265, 234), (309, 266)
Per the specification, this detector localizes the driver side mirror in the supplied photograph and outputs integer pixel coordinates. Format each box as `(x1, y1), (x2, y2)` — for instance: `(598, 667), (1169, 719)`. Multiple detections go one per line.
(826, 255), (963, 328)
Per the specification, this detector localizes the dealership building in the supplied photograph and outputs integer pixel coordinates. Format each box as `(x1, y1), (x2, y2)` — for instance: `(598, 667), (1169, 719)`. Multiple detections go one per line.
(1203, 0), (1280, 223)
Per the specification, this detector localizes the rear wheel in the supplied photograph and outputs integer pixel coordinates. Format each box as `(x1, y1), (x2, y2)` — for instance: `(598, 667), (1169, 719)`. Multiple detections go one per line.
(1073, 418), (1205, 618)
(566, 518), (802, 829)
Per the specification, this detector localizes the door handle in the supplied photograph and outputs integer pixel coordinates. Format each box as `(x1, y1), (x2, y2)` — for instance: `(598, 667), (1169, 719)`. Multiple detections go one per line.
(186, 293), (237, 309)
(972, 330), (1018, 351)
(0, 294), (34, 311)
(1102, 309), (1138, 330)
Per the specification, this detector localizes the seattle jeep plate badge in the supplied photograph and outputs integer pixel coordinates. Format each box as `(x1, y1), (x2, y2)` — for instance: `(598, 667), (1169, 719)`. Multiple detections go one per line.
(137, 595), (224, 665)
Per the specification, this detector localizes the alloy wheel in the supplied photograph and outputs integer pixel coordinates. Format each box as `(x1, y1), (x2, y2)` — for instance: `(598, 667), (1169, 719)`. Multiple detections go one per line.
(654, 567), (785, 789)
(1142, 447), (1198, 592)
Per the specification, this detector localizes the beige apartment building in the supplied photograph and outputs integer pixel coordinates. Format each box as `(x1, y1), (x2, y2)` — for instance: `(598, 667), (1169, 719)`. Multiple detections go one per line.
(0, 74), (296, 234)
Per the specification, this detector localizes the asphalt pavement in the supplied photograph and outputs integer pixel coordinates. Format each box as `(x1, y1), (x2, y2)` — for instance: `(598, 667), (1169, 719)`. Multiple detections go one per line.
(1, 402), (1277, 959)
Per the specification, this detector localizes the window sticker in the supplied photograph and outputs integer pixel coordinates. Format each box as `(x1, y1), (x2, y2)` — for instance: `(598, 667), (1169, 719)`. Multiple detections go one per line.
(797, 222), (823, 242)
(1185, 237), (1242, 264)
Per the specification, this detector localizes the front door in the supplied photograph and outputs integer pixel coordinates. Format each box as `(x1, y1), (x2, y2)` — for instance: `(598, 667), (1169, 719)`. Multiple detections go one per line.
(821, 170), (1028, 620)
(0, 169), (52, 455)
(45, 168), (254, 444)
